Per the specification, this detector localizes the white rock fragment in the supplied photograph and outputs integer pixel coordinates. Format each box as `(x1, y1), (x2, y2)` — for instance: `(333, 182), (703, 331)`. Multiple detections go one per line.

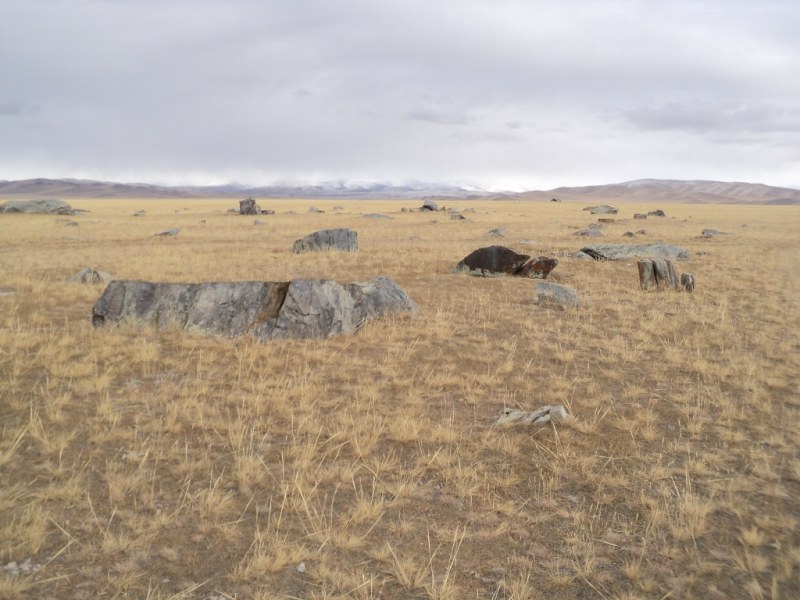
(496, 405), (573, 425)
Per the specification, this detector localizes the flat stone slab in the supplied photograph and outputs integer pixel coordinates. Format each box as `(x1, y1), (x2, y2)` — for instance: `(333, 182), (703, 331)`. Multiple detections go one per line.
(293, 228), (358, 253)
(583, 205), (618, 214)
(1, 199), (75, 215)
(92, 276), (416, 340)
(580, 242), (689, 261)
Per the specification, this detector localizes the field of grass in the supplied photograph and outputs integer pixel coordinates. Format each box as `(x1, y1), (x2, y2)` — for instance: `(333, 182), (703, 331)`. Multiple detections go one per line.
(1, 197), (799, 599)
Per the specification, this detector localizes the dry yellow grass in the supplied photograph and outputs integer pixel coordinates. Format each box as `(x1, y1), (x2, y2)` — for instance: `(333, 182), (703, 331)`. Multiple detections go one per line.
(1, 197), (799, 599)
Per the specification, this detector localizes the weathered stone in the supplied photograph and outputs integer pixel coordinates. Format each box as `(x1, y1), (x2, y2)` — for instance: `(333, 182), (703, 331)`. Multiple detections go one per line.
(583, 205), (618, 214)
(637, 260), (656, 290)
(551, 198), (561, 202)
(574, 228), (604, 237)
(652, 259), (677, 289)
(1, 199), (75, 215)
(450, 213), (466, 221)
(239, 197), (261, 215)
(264, 209), (276, 215)
(580, 242), (689, 261)
(308, 206), (324, 213)
(638, 259), (679, 290)
(92, 276), (417, 340)
(634, 213), (648, 219)
(487, 227), (506, 238)
(623, 231), (635, 237)
(534, 282), (579, 309)
(598, 218), (616, 224)
(517, 256), (559, 279)
(364, 213), (393, 220)
(496, 405), (572, 425)
(155, 228), (180, 237)
(701, 228), (730, 238)
(681, 273), (696, 292)
(292, 228), (358, 253)
(133, 210), (146, 217)
(648, 209), (666, 217)
(420, 199), (439, 211)
(454, 246), (557, 279)
(666, 260), (680, 289)
(69, 268), (113, 284)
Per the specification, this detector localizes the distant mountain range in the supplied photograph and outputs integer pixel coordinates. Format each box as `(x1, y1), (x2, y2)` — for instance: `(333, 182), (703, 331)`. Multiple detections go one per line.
(1, 177), (798, 204)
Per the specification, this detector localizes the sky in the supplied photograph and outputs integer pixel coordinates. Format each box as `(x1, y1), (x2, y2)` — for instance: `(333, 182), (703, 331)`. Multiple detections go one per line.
(1, 0), (799, 191)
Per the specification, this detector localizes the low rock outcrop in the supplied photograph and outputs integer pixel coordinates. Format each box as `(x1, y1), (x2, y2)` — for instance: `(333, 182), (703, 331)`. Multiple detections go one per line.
(454, 246), (557, 279)
(292, 228), (358, 253)
(1, 199), (75, 215)
(92, 276), (417, 340)
(701, 228), (730, 238)
(583, 205), (618, 214)
(580, 242), (689, 261)
(534, 282), (579, 309)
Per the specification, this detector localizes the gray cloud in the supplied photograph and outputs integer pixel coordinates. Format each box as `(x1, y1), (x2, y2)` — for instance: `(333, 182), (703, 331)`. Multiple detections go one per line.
(1, 0), (798, 189)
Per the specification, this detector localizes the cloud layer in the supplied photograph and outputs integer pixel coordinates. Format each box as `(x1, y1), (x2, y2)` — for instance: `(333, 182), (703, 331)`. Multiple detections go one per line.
(1, 0), (798, 189)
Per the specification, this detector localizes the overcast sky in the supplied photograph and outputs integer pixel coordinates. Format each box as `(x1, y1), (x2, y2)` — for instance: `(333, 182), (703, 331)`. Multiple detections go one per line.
(1, 0), (798, 190)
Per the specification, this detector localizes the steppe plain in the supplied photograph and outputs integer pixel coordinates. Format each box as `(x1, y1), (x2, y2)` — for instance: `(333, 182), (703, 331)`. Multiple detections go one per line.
(1, 198), (799, 599)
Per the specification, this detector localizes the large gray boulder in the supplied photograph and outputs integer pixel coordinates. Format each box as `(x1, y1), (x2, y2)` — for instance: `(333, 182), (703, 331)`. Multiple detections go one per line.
(454, 246), (557, 279)
(1, 199), (75, 215)
(580, 242), (689, 261)
(92, 276), (416, 340)
(239, 197), (261, 215)
(293, 228), (358, 253)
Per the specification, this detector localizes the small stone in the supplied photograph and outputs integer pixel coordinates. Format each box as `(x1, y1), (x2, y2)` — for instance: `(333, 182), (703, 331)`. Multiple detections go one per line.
(623, 231), (635, 237)
(681, 273), (696, 292)
(648, 209), (666, 217)
(487, 227), (506, 238)
(534, 282), (579, 309)
(634, 213), (648, 219)
(308, 206), (324, 213)
(296, 562), (306, 573)
(155, 228), (180, 236)
(701, 228), (730, 238)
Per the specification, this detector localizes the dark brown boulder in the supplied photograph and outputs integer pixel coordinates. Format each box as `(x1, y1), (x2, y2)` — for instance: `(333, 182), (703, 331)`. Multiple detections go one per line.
(454, 246), (557, 279)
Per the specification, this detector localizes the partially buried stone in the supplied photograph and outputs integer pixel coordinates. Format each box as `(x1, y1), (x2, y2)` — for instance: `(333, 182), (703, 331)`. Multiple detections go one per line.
(681, 273), (696, 292)
(292, 228), (358, 253)
(69, 268), (113, 284)
(534, 282), (579, 308)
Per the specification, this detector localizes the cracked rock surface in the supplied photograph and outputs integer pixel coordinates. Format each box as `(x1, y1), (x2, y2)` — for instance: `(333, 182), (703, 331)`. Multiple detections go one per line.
(92, 277), (417, 340)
